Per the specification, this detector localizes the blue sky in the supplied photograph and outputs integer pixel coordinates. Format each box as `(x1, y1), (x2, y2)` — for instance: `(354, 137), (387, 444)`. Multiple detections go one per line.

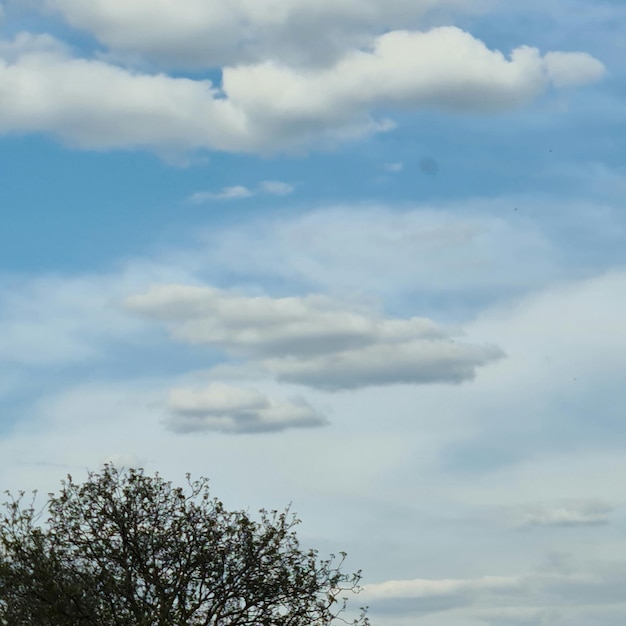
(1, 1), (626, 624)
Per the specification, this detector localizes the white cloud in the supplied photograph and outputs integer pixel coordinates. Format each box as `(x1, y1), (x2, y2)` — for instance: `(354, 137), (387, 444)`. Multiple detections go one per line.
(189, 180), (294, 203)
(0, 36), (249, 153)
(209, 185), (253, 200)
(362, 564), (626, 619)
(167, 382), (327, 433)
(0, 28), (606, 155)
(127, 285), (446, 353)
(362, 575), (516, 616)
(189, 186), (254, 203)
(46, 0), (475, 68)
(543, 51), (607, 87)
(514, 500), (613, 529)
(364, 574), (519, 604)
(126, 284), (503, 390)
(221, 28), (606, 127)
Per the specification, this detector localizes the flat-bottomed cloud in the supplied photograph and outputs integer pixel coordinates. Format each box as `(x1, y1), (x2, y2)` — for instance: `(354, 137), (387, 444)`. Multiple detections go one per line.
(167, 382), (327, 433)
(126, 285), (504, 390)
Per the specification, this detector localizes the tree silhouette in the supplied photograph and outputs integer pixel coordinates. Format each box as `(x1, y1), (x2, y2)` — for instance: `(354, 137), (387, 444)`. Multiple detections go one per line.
(0, 465), (368, 626)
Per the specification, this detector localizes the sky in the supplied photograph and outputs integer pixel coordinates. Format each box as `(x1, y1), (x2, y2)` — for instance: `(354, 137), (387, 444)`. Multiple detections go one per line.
(1, 0), (626, 624)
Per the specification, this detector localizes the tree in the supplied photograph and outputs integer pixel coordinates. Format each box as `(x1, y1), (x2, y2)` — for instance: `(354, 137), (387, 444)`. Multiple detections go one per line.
(0, 465), (369, 626)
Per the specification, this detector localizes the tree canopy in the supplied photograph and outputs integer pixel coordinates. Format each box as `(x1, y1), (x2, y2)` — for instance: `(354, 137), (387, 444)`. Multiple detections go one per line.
(0, 465), (369, 626)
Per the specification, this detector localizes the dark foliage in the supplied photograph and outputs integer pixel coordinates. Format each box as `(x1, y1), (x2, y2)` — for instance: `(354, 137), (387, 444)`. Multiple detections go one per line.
(0, 465), (368, 626)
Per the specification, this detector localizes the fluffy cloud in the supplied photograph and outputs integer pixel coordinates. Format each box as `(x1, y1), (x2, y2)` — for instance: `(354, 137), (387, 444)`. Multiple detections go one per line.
(126, 285), (503, 390)
(0, 28), (605, 154)
(0, 34), (249, 152)
(167, 382), (327, 433)
(46, 0), (472, 68)
(126, 286), (446, 353)
(222, 28), (606, 126)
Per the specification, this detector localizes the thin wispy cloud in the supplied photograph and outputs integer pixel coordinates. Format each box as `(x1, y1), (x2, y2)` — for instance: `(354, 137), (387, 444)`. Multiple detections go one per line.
(189, 186), (254, 203)
(189, 180), (295, 203)
(513, 500), (613, 529)
(258, 180), (295, 196)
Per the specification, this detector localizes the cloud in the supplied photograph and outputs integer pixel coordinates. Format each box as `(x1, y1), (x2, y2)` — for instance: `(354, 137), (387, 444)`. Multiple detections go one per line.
(189, 186), (254, 203)
(0, 34), (249, 153)
(126, 284), (503, 390)
(362, 575), (521, 614)
(543, 51), (607, 87)
(0, 28), (606, 155)
(167, 382), (327, 433)
(0, 31), (67, 61)
(192, 202), (563, 302)
(189, 180), (294, 203)
(366, 574), (519, 596)
(261, 340), (502, 390)
(514, 500), (613, 529)
(362, 563), (626, 619)
(2, 207), (626, 624)
(221, 28), (607, 126)
(46, 0), (475, 68)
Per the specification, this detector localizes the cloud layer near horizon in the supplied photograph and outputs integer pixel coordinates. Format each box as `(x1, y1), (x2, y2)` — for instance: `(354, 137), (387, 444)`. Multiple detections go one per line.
(361, 560), (626, 623)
